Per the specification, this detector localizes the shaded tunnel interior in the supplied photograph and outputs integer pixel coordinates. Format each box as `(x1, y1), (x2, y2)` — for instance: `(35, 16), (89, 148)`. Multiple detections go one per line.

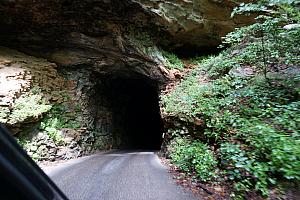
(95, 74), (164, 150)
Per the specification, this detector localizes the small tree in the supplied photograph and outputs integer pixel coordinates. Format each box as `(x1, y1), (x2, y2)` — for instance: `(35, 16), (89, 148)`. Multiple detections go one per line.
(224, 0), (300, 81)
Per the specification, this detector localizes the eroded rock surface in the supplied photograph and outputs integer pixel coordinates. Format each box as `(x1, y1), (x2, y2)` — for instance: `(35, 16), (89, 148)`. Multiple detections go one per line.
(0, 0), (255, 84)
(0, 47), (62, 126)
(0, 0), (255, 161)
(0, 47), (115, 161)
(0, 0), (254, 58)
(133, 0), (255, 48)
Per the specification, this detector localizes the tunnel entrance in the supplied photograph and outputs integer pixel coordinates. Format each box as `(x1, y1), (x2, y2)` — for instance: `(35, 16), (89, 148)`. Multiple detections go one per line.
(94, 74), (164, 150)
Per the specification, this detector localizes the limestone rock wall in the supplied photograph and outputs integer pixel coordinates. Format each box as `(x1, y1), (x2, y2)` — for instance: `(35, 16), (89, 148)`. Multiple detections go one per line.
(0, 47), (63, 128)
(0, 0), (256, 161)
(0, 47), (114, 161)
(133, 0), (256, 48)
(0, 0), (255, 56)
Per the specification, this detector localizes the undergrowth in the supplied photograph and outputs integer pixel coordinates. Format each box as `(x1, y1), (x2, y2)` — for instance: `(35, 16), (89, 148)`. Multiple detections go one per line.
(8, 94), (51, 125)
(161, 0), (300, 198)
(16, 99), (82, 161)
(39, 104), (81, 144)
(169, 137), (217, 182)
(161, 50), (184, 70)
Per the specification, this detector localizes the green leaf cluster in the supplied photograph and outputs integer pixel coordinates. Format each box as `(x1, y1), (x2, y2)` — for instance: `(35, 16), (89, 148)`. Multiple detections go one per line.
(169, 137), (217, 182)
(162, 67), (299, 195)
(161, 50), (184, 70)
(225, 0), (300, 80)
(8, 94), (51, 124)
(162, 1), (300, 196)
(39, 104), (81, 143)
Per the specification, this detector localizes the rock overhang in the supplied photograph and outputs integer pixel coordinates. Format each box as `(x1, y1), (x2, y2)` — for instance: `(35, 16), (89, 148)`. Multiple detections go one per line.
(0, 0), (255, 60)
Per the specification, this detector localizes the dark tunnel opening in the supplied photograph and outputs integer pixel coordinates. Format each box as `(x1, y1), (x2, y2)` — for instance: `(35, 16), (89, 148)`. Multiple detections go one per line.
(97, 75), (164, 150)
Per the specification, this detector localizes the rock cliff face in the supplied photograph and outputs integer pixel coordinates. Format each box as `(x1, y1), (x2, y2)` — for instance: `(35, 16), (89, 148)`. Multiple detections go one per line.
(0, 0), (255, 81)
(0, 0), (254, 61)
(0, 0), (254, 161)
(0, 47), (63, 127)
(133, 0), (255, 48)
(0, 0), (171, 83)
(0, 47), (164, 161)
(0, 47), (85, 160)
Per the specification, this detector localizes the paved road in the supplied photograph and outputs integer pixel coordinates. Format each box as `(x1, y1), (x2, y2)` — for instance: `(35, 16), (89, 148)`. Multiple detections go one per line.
(44, 150), (198, 200)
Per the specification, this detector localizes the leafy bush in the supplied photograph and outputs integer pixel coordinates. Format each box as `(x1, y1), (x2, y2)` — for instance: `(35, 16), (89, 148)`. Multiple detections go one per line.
(169, 137), (217, 181)
(242, 120), (300, 181)
(39, 104), (81, 143)
(162, 0), (300, 197)
(200, 54), (240, 79)
(188, 56), (209, 65)
(0, 107), (10, 123)
(162, 57), (299, 196)
(225, 0), (300, 79)
(220, 119), (300, 196)
(8, 94), (51, 124)
(161, 50), (184, 70)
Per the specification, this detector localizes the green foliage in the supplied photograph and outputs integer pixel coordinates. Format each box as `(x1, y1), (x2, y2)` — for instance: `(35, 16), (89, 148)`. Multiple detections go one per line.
(220, 117), (300, 196)
(40, 120), (63, 143)
(169, 137), (217, 182)
(231, 3), (267, 17)
(201, 54), (240, 79)
(30, 86), (42, 95)
(15, 136), (40, 161)
(161, 2), (299, 199)
(188, 56), (210, 65)
(9, 94), (51, 124)
(0, 107), (10, 123)
(16, 137), (29, 149)
(162, 58), (299, 197)
(162, 0), (300, 197)
(128, 31), (154, 47)
(161, 50), (184, 70)
(221, 142), (273, 196)
(231, 1), (300, 17)
(163, 68), (300, 194)
(14, 94), (83, 160)
(161, 73), (245, 142)
(225, 0), (300, 80)
(39, 104), (81, 143)
(241, 120), (300, 181)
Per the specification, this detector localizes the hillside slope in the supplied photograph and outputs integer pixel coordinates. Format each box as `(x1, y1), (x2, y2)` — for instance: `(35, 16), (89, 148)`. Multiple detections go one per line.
(160, 1), (300, 199)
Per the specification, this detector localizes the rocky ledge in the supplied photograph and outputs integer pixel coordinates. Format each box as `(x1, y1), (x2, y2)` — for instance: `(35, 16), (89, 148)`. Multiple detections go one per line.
(0, 0), (255, 162)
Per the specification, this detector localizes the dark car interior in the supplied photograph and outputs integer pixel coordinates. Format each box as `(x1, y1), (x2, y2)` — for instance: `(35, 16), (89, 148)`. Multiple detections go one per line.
(0, 124), (68, 200)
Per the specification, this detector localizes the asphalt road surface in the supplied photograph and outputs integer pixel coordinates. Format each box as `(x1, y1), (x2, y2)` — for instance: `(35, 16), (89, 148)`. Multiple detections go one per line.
(44, 150), (198, 200)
